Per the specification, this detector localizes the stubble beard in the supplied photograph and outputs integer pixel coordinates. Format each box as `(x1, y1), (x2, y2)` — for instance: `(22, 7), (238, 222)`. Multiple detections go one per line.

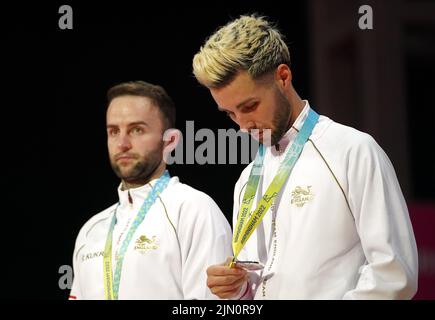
(270, 89), (291, 146)
(110, 145), (164, 187)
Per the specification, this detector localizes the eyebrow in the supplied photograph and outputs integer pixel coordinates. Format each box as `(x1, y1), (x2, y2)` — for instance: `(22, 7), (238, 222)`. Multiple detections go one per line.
(106, 121), (149, 128)
(217, 98), (257, 112)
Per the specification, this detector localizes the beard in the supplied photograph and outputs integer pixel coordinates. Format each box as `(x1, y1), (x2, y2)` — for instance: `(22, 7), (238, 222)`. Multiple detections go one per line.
(265, 87), (291, 146)
(110, 144), (164, 185)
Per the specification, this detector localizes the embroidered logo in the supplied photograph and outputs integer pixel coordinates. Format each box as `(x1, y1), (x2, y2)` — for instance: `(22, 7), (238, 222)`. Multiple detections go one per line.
(134, 235), (159, 253)
(291, 186), (314, 207)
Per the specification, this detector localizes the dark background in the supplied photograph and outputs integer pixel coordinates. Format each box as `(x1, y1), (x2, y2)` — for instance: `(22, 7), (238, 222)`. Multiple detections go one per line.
(1, 1), (434, 299)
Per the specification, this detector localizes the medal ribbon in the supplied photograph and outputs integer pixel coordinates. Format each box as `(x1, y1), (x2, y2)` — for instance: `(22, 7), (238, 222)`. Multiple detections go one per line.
(103, 170), (170, 299)
(231, 109), (319, 266)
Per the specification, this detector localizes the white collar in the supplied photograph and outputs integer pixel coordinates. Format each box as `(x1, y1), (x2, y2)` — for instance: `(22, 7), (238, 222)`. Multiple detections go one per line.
(272, 100), (310, 154)
(116, 177), (158, 208)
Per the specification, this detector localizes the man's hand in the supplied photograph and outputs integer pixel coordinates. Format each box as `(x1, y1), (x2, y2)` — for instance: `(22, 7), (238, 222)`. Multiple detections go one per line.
(206, 257), (248, 299)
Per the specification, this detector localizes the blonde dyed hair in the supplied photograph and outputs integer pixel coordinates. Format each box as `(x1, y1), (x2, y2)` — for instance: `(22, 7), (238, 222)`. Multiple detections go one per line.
(192, 14), (290, 88)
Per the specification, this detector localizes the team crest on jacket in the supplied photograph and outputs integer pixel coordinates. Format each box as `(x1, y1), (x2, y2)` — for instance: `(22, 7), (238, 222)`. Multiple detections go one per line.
(134, 235), (159, 253)
(291, 186), (314, 207)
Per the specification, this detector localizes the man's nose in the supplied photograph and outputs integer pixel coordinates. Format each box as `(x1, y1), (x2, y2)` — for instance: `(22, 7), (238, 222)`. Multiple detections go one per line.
(117, 133), (132, 151)
(237, 114), (255, 133)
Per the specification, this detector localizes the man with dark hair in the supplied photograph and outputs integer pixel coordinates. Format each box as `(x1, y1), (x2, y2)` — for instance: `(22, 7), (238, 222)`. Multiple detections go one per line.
(106, 81), (176, 130)
(69, 81), (232, 300)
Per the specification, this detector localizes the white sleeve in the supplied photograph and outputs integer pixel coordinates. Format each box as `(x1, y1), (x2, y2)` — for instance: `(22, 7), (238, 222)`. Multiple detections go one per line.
(178, 192), (233, 300)
(69, 275), (82, 300)
(343, 135), (418, 299)
(69, 227), (86, 300)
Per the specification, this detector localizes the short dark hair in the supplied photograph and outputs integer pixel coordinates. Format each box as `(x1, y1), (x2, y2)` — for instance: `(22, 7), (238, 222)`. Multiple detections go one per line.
(107, 80), (176, 130)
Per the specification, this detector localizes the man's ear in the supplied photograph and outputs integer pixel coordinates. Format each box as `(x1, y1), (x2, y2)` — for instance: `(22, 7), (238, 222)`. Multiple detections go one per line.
(275, 64), (292, 90)
(162, 128), (181, 162)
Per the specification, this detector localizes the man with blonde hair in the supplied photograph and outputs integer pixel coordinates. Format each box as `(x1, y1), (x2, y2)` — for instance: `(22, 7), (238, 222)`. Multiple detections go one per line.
(193, 15), (418, 299)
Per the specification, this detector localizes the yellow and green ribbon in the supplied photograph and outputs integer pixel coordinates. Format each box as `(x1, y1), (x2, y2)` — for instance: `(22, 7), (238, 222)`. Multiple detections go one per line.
(231, 109), (319, 266)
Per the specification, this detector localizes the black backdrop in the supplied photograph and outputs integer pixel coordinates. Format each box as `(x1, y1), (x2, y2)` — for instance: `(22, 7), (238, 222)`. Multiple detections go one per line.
(2, 1), (309, 299)
(3, 1), (433, 300)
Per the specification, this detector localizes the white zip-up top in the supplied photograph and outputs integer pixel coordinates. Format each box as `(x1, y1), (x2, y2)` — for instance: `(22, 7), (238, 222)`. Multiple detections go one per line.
(70, 175), (232, 299)
(234, 101), (418, 299)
